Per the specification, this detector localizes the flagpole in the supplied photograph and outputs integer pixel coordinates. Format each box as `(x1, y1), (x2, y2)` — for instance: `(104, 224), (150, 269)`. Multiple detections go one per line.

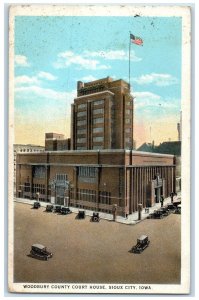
(129, 32), (131, 90)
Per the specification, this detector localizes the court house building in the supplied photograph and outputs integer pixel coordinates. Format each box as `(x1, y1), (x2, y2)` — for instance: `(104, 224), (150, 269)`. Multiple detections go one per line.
(16, 77), (176, 217)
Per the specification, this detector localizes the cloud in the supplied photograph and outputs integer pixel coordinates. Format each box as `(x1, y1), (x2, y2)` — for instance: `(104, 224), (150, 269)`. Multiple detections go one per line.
(15, 71), (57, 87)
(53, 50), (111, 70)
(37, 71), (57, 81)
(15, 75), (40, 86)
(15, 55), (30, 67)
(80, 75), (98, 82)
(84, 50), (142, 62)
(132, 73), (178, 86)
(134, 91), (179, 109)
(15, 85), (76, 102)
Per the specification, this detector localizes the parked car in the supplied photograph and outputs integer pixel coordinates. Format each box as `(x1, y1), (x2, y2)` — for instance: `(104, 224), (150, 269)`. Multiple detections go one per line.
(45, 205), (54, 212)
(175, 204), (181, 214)
(153, 210), (164, 219)
(33, 201), (41, 209)
(77, 210), (85, 219)
(166, 203), (176, 212)
(54, 205), (62, 213)
(132, 235), (150, 254)
(158, 207), (169, 217)
(173, 200), (181, 207)
(61, 207), (72, 215)
(91, 212), (100, 222)
(30, 244), (53, 261)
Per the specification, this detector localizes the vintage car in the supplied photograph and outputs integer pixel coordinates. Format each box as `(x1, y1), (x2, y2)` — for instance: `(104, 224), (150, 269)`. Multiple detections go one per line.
(61, 207), (72, 215)
(132, 235), (150, 254)
(158, 207), (169, 216)
(153, 210), (164, 219)
(45, 205), (54, 212)
(175, 204), (181, 214)
(91, 212), (100, 222)
(33, 201), (41, 209)
(30, 244), (53, 260)
(77, 210), (85, 219)
(54, 205), (62, 213)
(166, 203), (176, 212)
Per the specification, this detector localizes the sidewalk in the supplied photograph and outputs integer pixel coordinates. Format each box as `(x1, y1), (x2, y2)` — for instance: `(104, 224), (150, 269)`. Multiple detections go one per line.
(14, 192), (181, 225)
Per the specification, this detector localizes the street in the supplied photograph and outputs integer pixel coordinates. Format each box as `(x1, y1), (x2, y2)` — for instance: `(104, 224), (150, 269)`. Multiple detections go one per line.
(14, 202), (181, 284)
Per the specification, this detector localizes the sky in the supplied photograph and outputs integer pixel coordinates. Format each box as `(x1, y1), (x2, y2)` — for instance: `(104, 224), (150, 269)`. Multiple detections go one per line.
(14, 16), (182, 147)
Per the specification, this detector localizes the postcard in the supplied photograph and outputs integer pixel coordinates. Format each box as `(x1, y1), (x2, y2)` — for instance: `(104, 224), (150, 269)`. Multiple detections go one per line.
(8, 4), (191, 294)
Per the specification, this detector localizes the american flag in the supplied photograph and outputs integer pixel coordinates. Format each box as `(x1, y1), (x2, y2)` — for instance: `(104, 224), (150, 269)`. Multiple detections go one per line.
(130, 33), (143, 46)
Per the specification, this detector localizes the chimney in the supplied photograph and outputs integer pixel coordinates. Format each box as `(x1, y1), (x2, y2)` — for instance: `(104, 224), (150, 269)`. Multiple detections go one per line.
(77, 81), (84, 90)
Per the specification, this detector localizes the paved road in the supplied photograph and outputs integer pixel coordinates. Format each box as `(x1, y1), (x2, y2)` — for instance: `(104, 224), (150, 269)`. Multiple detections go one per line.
(14, 202), (181, 284)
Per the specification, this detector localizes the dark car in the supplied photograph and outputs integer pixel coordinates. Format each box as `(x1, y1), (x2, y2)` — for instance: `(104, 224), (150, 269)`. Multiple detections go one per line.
(77, 210), (85, 219)
(132, 235), (150, 254)
(61, 207), (72, 215)
(175, 204), (181, 214)
(91, 212), (100, 222)
(54, 205), (62, 213)
(166, 203), (176, 212)
(45, 205), (54, 212)
(30, 244), (53, 261)
(158, 207), (169, 217)
(33, 201), (41, 209)
(153, 210), (164, 219)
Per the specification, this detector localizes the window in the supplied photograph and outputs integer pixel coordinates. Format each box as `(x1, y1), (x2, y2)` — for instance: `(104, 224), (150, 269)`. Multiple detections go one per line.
(79, 167), (97, 178)
(125, 118), (131, 124)
(24, 182), (30, 192)
(99, 191), (111, 205)
(56, 174), (67, 181)
(77, 111), (87, 117)
(93, 127), (103, 133)
(77, 137), (86, 143)
(77, 119), (87, 126)
(93, 108), (104, 115)
(126, 109), (131, 115)
(78, 189), (96, 202)
(93, 100), (104, 106)
(77, 128), (86, 135)
(125, 137), (131, 143)
(32, 184), (45, 195)
(93, 117), (104, 124)
(77, 146), (87, 150)
(78, 103), (87, 110)
(93, 136), (104, 142)
(92, 145), (104, 150)
(125, 128), (131, 133)
(33, 166), (46, 179)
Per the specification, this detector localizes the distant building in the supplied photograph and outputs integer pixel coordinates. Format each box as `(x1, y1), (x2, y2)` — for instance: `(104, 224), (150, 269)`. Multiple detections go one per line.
(136, 142), (155, 153)
(137, 141), (181, 156)
(45, 133), (70, 151)
(14, 144), (45, 195)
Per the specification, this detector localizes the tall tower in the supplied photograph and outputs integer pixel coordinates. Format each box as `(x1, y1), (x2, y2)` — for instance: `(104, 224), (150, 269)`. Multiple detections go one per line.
(70, 77), (134, 150)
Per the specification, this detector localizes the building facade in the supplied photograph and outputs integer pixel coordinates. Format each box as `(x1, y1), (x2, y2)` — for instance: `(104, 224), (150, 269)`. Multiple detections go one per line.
(16, 150), (175, 217)
(14, 144), (45, 196)
(45, 133), (70, 151)
(71, 77), (134, 150)
(15, 77), (176, 217)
